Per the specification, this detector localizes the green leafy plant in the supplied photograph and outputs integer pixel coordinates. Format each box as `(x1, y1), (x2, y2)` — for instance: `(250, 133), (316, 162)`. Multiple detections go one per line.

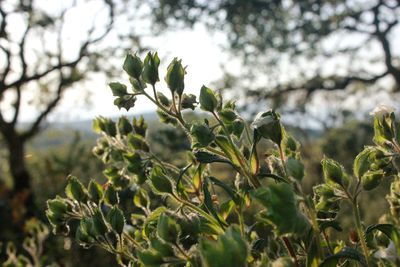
(46, 53), (400, 266)
(2, 219), (57, 267)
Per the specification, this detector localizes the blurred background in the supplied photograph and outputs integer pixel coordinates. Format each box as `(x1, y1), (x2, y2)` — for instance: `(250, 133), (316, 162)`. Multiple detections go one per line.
(0, 0), (399, 266)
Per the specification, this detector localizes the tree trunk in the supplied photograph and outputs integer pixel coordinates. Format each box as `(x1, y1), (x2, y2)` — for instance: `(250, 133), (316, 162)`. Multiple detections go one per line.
(6, 136), (35, 222)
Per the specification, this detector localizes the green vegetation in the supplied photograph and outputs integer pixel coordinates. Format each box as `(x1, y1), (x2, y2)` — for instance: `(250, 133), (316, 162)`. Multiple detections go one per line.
(42, 53), (400, 266)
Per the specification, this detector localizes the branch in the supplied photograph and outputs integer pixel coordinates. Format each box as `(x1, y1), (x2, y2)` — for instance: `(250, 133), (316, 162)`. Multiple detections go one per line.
(21, 73), (66, 141)
(371, 2), (400, 85)
(20, 0), (116, 140)
(250, 72), (390, 100)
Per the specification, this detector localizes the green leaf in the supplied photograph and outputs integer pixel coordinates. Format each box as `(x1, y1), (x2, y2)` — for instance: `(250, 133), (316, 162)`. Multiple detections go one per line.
(176, 164), (191, 198)
(253, 183), (310, 235)
(92, 210), (108, 236)
(321, 157), (346, 186)
(88, 180), (103, 203)
(113, 95), (137, 111)
(199, 226), (248, 267)
(203, 178), (227, 228)
(199, 85), (218, 112)
(218, 109), (237, 122)
(257, 172), (288, 184)
(65, 176), (87, 202)
(104, 184), (119, 206)
(157, 214), (181, 243)
(365, 224), (395, 239)
(107, 207), (125, 235)
(319, 220), (343, 232)
(194, 151), (234, 167)
(190, 123), (215, 148)
(137, 249), (164, 266)
(320, 247), (367, 267)
(208, 176), (240, 205)
(181, 93), (197, 110)
(109, 82), (127, 97)
(117, 116), (133, 136)
(149, 166), (173, 194)
(47, 198), (68, 215)
(127, 133), (149, 152)
(354, 147), (374, 179)
(215, 135), (242, 168)
(286, 157), (304, 181)
(361, 169), (384, 191)
(156, 91), (170, 107)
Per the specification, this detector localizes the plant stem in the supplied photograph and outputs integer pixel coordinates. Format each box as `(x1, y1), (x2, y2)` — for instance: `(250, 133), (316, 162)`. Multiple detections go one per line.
(236, 206), (245, 237)
(282, 236), (299, 267)
(173, 195), (225, 234)
(352, 200), (371, 267)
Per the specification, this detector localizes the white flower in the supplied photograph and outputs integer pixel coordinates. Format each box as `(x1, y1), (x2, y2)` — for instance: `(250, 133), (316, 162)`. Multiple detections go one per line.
(370, 104), (396, 119)
(373, 241), (398, 262)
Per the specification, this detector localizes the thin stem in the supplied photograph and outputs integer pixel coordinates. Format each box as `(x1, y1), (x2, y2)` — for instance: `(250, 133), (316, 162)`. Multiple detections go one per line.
(172, 195), (224, 234)
(282, 236), (299, 267)
(323, 230), (334, 255)
(352, 200), (371, 267)
(212, 111), (261, 188)
(174, 241), (190, 261)
(151, 84), (159, 103)
(236, 206), (245, 237)
(123, 232), (143, 250)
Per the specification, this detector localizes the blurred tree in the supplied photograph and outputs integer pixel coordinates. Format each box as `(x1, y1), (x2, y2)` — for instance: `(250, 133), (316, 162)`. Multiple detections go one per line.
(0, 0), (143, 222)
(149, 0), (400, 109)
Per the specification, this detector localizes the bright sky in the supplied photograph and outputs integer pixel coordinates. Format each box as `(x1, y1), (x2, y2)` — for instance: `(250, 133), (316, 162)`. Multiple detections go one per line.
(2, 0), (399, 127)
(51, 25), (232, 122)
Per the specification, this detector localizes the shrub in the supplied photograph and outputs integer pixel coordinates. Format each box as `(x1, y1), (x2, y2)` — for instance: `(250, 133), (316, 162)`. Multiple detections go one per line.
(46, 53), (400, 266)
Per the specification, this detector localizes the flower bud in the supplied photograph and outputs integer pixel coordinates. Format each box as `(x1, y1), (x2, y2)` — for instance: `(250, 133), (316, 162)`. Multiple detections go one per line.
(142, 52), (160, 85)
(369, 104), (395, 120)
(165, 57), (185, 95)
(251, 110), (283, 145)
(123, 53), (143, 79)
(361, 170), (384, 191)
(321, 158), (345, 186)
(199, 85), (218, 112)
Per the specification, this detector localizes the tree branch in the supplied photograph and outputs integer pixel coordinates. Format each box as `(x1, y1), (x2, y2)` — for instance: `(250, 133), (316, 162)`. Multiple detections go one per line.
(251, 71), (390, 100)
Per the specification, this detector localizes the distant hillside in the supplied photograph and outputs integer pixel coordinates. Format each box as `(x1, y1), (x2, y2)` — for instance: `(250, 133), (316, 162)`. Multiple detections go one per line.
(28, 112), (159, 150)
